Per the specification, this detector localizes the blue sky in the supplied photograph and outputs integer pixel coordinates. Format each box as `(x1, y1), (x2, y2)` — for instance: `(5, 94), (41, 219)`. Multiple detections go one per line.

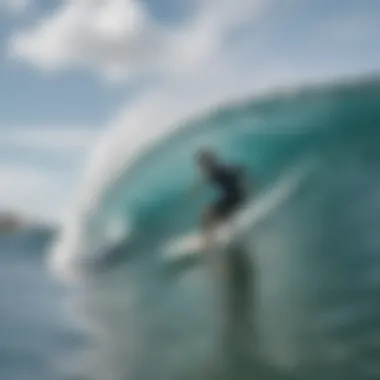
(0, 0), (379, 222)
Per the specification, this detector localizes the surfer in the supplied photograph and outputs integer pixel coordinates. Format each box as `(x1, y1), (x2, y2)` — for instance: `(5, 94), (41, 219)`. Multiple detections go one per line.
(191, 149), (255, 371)
(191, 149), (249, 249)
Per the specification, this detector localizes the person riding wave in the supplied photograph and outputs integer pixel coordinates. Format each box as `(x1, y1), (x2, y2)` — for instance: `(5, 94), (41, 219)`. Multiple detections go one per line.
(191, 149), (251, 249)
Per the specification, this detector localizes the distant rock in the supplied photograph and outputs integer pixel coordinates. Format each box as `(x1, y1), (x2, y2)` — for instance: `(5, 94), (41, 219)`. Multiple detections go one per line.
(0, 213), (23, 234)
(0, 212), (58, 236)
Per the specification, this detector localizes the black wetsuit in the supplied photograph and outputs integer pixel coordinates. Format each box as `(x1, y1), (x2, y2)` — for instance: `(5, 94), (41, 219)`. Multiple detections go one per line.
(207, 164), (247, 220)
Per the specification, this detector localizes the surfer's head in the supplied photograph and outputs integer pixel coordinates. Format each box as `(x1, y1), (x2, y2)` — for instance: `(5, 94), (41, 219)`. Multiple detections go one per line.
(196, 149), (218, 169)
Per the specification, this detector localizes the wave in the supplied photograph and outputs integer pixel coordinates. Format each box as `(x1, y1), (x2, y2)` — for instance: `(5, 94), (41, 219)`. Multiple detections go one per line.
(51, 76), (380, 275)
(50, 76), (380, 379)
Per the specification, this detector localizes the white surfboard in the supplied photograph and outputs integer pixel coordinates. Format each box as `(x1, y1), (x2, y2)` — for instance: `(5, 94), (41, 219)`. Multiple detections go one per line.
(165, 232), (206, 259)
(164, 222), (235, 261)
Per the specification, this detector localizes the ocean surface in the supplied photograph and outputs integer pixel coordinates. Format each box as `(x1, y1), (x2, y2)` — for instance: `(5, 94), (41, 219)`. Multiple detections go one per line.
(0, 229), (87, 380)
(2, 77), (380, 380)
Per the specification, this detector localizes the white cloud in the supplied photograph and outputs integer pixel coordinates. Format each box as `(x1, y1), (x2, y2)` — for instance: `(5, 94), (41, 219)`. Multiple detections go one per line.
(0, 164), (62, 221)
(0, 128), (101, 221)
(1, 0), (31, 14)
(0, 128), (100, 154)
(9, 0), (266, 80)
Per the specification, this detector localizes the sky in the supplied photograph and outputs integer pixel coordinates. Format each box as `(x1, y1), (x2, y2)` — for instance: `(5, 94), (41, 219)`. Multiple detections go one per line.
(0, 0), (379, 222)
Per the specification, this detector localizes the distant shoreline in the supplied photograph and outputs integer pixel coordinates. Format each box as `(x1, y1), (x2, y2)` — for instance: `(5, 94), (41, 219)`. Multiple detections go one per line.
(0, 212), (58, 235)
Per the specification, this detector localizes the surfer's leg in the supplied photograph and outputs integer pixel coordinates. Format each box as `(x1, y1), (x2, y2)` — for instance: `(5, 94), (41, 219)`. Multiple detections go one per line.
(201, 205), (217, 250)
(201, 198), (234, 247)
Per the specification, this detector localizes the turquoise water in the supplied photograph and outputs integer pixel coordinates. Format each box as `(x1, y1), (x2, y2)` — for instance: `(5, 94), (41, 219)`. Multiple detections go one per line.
(22, 77), (380, 379)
